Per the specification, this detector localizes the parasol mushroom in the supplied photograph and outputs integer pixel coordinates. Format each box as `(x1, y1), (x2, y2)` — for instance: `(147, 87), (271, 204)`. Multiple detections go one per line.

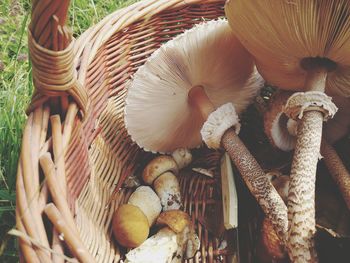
(226, 1), (350, 261)
(125, 19), (288, 242)
(264, 91), (350, 211)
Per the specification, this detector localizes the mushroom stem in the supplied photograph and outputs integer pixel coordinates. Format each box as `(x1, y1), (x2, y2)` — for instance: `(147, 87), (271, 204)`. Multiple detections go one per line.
(286, 67), (328, 262)
(189, 84), (288, 242)
(221, 130), (288, 242)
(304, 67), (328, 92)
(321, 139), (350, 210)
(188, 86), (215, 120)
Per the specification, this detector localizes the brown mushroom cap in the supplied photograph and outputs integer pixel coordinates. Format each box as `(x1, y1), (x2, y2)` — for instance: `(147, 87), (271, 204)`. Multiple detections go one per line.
(142, 155), (178, 185)
(225, 0), (350, 97)
(112, 204), (149, 248)
(125, 19), (262, 153)
(156, 210), (191, 234)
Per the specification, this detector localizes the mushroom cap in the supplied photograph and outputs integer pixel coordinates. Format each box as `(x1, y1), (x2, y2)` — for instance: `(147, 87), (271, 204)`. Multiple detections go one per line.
(125, 19), (263, 153)
(142, 155), (178, 185)
(225, 0), (350, 96)
(112, 204), (149, 248)
(128, 186), (162, 226)
(156, 210), (191, 234)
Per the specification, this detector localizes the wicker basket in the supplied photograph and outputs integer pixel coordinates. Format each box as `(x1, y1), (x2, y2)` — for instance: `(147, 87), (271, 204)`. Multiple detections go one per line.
(15, 0), (257, 262)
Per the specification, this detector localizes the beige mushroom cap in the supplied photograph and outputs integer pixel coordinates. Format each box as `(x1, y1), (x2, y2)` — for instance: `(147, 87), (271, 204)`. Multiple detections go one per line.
(142, 155), (178, 185)
(125, 19), (262, 153)
(128, 186), (162, 226)
(225, 0), (350, 97)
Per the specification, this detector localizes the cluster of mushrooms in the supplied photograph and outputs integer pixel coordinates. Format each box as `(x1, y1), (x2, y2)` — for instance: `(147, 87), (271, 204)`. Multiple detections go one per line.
(112, 149), (200, 262)
(114, 1), (350, 262)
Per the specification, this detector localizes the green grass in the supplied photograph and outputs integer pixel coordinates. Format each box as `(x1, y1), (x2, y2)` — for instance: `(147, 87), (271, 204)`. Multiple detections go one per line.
(0, 0), (134, 261)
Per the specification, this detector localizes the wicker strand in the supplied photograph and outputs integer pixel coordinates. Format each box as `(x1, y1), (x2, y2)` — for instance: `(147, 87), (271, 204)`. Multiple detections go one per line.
(9, 228), (78, 263)
(44, 203), (95, 263)
(27, 0), (89, 118)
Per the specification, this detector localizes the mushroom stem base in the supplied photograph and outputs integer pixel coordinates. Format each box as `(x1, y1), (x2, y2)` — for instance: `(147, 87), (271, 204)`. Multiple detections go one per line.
(221, 128), (288, 242)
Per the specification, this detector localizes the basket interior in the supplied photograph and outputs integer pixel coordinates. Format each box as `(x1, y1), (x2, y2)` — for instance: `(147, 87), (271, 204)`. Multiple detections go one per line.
(65, 2), (243, 262)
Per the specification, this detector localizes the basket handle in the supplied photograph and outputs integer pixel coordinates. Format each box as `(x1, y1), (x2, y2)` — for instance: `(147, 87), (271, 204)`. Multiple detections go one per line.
(27, 0), (89, 119)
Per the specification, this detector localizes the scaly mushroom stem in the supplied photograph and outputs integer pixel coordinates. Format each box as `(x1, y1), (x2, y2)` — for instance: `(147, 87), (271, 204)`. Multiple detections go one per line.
(321, 140), (350, 210)
(188, 86), (288, 242)
(222, 130), (288, 241)
(286, 67), (329, 263)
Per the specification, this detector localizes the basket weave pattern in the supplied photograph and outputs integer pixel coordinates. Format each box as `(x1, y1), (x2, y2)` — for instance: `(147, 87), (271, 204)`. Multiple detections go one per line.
(16, 0), (229, 262)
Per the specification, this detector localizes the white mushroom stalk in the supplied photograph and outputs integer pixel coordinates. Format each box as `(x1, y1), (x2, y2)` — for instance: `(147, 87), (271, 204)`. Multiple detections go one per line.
(226, 1), (350, 261)
(124, 227), (178, 263)
(125, 19), (288, 241)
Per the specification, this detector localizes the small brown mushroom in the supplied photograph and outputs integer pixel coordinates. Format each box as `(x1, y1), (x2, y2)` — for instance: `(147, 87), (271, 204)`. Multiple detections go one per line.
(142, 156), (178, 185)
(128, 186), (162, 226)
(154, 172), (182, 211)
(171, 148), (192, 170)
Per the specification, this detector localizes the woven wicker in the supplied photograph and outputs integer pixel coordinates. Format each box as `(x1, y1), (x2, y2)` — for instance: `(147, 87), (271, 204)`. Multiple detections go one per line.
(14, 0), (241, 262)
